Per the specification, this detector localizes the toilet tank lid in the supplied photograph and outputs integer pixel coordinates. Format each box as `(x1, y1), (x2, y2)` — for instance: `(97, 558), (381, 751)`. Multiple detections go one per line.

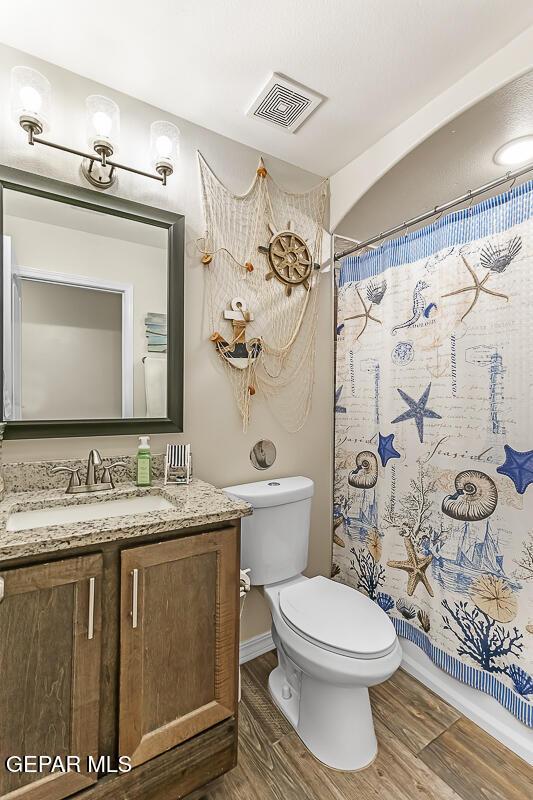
(222, 476), (314, 507)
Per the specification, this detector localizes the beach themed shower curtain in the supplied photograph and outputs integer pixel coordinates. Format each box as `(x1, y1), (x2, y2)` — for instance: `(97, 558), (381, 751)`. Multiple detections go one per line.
(333, 182), (533, 726)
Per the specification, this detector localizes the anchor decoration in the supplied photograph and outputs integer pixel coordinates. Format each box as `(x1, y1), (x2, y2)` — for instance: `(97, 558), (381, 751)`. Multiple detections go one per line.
(258, 221), (319, 296)
(210, 297), (262, 370)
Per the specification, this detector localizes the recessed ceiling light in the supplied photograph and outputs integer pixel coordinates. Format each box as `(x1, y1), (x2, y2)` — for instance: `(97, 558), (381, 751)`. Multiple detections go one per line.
(494, 135), (533, 166)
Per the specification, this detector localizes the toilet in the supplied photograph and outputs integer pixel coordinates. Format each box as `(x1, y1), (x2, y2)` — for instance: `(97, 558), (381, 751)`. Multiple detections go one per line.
(223, 476), (402, 771)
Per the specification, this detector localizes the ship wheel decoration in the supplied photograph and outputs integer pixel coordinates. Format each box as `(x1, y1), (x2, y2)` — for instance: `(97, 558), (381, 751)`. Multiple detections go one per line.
(258, 221), (318, 296)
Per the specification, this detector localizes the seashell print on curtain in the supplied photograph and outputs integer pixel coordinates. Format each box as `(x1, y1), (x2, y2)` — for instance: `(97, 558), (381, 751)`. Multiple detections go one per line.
(333, 181), (533, 726)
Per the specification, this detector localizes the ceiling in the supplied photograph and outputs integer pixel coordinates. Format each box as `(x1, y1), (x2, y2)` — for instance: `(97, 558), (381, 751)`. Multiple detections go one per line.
(2, 1), (533, 177)
(336, 68), (533, 241)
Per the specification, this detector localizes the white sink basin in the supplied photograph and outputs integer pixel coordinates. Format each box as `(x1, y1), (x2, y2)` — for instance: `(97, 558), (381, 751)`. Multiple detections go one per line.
(7, 494), (175, 532)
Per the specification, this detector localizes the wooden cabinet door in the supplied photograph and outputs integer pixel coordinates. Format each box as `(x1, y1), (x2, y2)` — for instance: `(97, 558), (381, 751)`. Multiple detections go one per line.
(0, 554), (103, 800)
(119, 528), (239, 767)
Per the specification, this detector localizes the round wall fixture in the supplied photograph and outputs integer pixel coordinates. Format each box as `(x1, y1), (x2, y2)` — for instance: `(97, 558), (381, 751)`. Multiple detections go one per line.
(493, 135), (533, 166)
(250, 440), (277, 470)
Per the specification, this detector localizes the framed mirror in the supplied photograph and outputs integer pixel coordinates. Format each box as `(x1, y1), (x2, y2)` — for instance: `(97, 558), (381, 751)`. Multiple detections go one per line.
(0, 165), (184, 438)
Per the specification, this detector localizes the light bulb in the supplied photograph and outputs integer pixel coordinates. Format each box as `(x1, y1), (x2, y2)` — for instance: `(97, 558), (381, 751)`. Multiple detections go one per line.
(156, 134), (172, 158)
(150, 121), (179, 175)
(92, 110), (112, 138)
(19, 85), (42, 114)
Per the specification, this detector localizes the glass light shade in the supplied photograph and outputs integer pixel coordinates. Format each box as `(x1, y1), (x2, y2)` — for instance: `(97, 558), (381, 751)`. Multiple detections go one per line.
(150, 121), (180, 171)
(10, 66), (52, 130)
(86, 95), (120, 151)
(494, 136), (533, 166)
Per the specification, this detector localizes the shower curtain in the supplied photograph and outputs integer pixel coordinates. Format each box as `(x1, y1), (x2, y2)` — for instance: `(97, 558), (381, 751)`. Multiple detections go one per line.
(333, 181), (533, 726)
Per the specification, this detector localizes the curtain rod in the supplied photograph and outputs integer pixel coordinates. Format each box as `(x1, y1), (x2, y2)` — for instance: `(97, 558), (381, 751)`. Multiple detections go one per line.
(334, 159), (533, 262)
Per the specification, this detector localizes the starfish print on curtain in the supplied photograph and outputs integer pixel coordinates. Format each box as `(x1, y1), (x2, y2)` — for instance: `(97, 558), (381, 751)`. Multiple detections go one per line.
(378, 432), (401, 466)
(344, 280), (387, 341)
(497, 445), (533, 495)
(387, 534), (434, 597)
(442, 254), (508, 321)
(391, 383), (442, 443)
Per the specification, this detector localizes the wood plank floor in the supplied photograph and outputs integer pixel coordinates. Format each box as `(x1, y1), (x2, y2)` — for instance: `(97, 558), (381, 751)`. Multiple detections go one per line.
(208, 651), (532, 800)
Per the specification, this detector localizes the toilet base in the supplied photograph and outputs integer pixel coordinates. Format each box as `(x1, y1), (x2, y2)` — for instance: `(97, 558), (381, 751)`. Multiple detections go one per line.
(268, 661), (378, 771)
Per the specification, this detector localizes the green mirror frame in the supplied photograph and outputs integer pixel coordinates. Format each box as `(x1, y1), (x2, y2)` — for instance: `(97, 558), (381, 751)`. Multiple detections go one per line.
(0, 165), (184, 439)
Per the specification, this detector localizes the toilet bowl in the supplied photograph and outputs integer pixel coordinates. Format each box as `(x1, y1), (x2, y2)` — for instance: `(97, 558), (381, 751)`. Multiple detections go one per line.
(264, 575), (401, 770)
(223, 476), (402, 771)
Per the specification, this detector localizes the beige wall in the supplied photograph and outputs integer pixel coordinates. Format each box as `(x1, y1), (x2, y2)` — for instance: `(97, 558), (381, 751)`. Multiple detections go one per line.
(0, 43), (333, 641)
(20, 281), (122, 419)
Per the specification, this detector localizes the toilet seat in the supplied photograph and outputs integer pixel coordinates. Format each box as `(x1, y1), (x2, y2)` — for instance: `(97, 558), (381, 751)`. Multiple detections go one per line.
(279, 576), (397, 660)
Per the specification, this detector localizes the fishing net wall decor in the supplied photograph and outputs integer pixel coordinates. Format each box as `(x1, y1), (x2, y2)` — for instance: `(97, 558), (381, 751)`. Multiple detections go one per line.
(198, 153), (328, 431)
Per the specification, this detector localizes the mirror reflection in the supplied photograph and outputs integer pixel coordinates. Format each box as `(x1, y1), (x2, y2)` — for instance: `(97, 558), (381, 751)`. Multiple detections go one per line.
(2, 189), (168, 421)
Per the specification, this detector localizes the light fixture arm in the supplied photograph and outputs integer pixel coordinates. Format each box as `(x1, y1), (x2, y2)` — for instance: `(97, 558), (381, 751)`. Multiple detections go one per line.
(22, 123), (170, 186)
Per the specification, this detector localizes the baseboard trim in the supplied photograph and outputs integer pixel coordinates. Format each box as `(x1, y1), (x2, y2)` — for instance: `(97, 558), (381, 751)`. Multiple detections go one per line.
(239, 631), (275, 665)
(401, 644), (533, 765)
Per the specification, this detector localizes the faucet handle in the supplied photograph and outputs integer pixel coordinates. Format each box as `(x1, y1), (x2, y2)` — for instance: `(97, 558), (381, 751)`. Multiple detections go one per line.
(51, 466), (82, 493)
(101, 461), (128, 489)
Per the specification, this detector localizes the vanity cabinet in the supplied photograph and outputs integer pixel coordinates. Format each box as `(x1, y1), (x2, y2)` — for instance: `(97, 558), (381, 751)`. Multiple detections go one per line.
(0, 554), (103, 800)
(0, 522), (240, 800)
(119, 529), (239, 767)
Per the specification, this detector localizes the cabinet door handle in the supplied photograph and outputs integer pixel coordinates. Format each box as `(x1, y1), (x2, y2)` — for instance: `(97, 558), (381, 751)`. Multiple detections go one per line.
(88, 577), (95, 640)
(0, 576), (4, 604)
(131, 569), (139, 629)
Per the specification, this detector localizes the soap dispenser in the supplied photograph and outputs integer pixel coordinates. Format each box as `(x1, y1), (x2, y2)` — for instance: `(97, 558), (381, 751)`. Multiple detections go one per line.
(136, 435), (152, 486)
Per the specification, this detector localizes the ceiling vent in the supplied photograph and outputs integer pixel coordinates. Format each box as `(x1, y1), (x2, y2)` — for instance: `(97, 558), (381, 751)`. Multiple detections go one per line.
(247, 73), (323, 134)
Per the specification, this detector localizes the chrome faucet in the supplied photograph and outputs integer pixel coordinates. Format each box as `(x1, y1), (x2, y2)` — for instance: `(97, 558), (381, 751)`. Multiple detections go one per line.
(85, 448), (102, 487)
(52, 449), (127, 494)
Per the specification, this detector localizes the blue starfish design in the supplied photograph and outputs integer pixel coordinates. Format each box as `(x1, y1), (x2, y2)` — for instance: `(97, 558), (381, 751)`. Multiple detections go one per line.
(391, 383), (441, 443)
(497, 445), (533, 494)
(378, 433), (401, 467)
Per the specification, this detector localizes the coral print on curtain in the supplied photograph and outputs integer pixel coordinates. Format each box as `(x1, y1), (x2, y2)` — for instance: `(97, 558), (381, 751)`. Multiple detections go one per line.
(333, 181), (533, 726)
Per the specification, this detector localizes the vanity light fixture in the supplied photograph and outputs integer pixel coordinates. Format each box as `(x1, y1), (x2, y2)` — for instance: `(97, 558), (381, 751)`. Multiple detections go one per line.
(81, 94), (121, 188)
(150, 121), (180, 185)
(494, 135), (533, 167)
(10, 66), (52, 135)
(10, 66), (179, 190)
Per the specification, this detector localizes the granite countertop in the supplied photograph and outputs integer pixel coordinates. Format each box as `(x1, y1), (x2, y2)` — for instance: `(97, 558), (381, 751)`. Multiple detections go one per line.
(0, 479), (252, 562)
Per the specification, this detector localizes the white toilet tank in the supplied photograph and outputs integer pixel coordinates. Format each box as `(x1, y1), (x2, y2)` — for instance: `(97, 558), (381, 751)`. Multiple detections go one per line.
(223, 477), (314, 586)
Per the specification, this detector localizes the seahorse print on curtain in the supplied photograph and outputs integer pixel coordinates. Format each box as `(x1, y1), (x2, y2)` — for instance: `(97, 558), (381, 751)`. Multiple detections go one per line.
(333, 181), (533, 726)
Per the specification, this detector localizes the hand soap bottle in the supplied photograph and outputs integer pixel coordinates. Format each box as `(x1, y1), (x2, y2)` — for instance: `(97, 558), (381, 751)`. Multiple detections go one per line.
(136, 435), (152, 486)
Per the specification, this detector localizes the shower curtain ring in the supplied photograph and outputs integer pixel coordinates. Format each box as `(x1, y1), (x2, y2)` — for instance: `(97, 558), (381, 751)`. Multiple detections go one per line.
(376, 231), (389, 249)
(506, 171), (517, 191)
(433, 205), (444, 224)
